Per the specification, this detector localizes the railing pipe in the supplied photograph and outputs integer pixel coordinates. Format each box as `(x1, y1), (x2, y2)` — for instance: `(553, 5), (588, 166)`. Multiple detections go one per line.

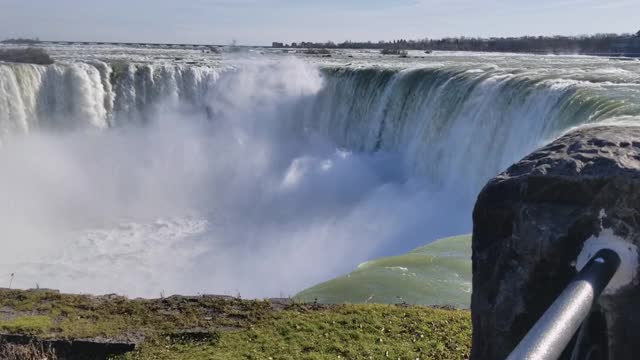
(506, 249), (621, 360)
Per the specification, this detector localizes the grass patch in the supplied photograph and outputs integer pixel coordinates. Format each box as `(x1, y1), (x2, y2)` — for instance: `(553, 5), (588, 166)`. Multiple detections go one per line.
(0, 289), (471, 359)
(123, 305), (470, 359)
(0, 316), (53, 335)
(0, 289), (269, 340)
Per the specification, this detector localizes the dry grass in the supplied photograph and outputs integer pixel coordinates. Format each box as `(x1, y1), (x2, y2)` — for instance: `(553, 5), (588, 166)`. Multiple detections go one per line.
(0, 342), (57, 360)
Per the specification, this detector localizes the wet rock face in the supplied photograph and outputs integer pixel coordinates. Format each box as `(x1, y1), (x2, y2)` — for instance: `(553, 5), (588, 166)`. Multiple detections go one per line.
(471, 126), (640, 360)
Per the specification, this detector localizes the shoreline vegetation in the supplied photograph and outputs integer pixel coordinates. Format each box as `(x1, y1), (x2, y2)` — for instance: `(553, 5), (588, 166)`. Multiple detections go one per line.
(273, 31), (640, 56)
(0, 288), (471, 359)
(3, 33), (640, 58)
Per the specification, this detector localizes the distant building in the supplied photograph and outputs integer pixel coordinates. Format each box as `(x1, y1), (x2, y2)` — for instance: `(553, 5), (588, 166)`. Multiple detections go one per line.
(272, 42), (284, 48)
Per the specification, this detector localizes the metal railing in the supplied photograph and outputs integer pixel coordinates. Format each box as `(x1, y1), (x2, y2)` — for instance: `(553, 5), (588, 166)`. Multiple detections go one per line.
(506, 249), (621, 360)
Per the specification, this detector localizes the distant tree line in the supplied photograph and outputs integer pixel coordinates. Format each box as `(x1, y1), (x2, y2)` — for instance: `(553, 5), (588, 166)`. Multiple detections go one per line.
(275, 32), (640, 55)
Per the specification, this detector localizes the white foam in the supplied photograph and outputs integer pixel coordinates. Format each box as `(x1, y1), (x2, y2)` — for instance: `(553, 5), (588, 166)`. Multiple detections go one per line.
(385, 266), (409, 272)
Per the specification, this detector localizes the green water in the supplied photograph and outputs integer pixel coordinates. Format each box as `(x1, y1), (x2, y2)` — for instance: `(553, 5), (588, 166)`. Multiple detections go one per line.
(296, 235), (472, 308)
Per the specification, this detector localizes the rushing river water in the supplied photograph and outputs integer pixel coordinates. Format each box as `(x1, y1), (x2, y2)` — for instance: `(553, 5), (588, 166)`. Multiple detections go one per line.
(0, 45), (639, 299)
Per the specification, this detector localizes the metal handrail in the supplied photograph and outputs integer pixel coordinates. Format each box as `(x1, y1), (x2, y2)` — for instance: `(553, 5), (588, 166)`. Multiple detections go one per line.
(506, 249), (621, 360)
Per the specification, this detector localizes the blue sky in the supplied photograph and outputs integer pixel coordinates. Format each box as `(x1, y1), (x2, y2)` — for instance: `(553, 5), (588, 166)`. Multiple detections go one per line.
(0, 0), (638, 45)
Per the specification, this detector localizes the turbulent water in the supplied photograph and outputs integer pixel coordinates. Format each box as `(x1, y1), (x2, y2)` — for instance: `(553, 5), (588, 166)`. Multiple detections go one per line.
(1, 44), (639, 299)
(296, 235), (472, 308)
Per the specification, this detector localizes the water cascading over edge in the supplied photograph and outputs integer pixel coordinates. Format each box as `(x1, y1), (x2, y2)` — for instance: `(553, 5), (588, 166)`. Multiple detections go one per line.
(1, 58), (639, 297)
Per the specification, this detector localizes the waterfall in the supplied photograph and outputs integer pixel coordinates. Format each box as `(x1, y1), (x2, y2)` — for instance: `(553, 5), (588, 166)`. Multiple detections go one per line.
(0, 61), (223, 134)
(0, 57), (638, 297)
(2, 60), (636, 188)
(300, 66), (640, 192)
